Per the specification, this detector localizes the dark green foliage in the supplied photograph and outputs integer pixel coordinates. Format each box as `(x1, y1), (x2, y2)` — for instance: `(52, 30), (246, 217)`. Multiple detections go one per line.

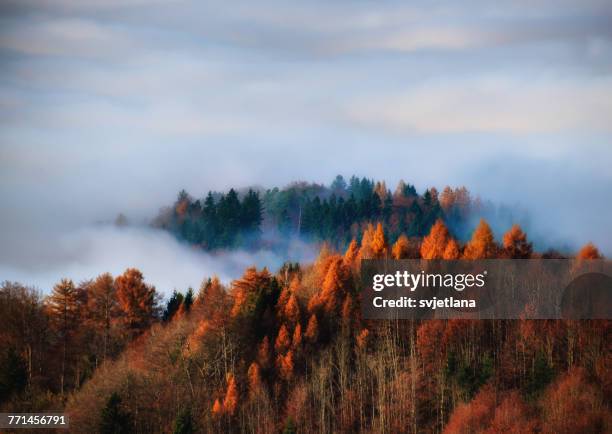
(0, 347), (27, 402)
(525, 352), (554, 399)
(173, 407), (194, 434)
(156, 176), (504, 251)
(283, 416), (297, 434)
(183, 288), (194, 313)
(447, 352), (494, 398)
(163, 290), (184, 322)
(99, 392), (132, 434)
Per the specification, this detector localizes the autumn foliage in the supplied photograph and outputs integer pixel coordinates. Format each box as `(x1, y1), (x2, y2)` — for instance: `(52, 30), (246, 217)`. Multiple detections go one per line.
(1, 187), (609, 434)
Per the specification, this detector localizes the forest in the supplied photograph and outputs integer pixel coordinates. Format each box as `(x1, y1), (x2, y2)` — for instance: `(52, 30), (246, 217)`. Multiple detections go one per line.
(1, 178), (609, 433)
(152, 175), (516, 252)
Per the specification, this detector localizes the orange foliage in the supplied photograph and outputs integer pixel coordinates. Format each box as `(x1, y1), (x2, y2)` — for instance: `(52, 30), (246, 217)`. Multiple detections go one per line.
(358, 223), (375, 260)
(443, 238), (460, 260)
(247, 362), (262, 396)
(223, 374), (239, 416)
(343, 239), (360, 267)
(541, 368), (608, 434)
(503, 224), (533, 259)
(485, 391), (537, 434)
(305, 314), (319, 343)
(392, 234), (411, 259)
(443, 385), (496, 434)
(371, 222), (388, 258)
(277, 350), (294, 381)
(356, 328), (370, 350)
(230, 267), (274, 317)
(275, 324), (291, 354)
(211, 398), (223, 417)
(577, 242), (603, 259)
(115, 268), (157, 334)
(284, 294), (301, 325)
(292, 323), (302, 349)
(421, 219), (451, 259)
(463, 219), (498, 259)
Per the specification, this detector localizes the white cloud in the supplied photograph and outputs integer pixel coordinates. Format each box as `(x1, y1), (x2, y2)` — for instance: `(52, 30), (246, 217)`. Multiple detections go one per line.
(0, 225), (317, 295)
(345, 77), (612, 134)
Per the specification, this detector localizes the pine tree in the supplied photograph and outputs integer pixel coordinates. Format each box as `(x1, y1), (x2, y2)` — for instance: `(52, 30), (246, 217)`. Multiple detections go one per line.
(99, 392), (132, 434)
(173, 407), (194, 434)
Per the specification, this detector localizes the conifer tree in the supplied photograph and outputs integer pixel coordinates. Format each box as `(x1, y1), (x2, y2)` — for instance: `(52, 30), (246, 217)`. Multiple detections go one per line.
(463, 219), (498, 259)
(392, 234), (411, 259)
(502, 224), (533, 259)
(420, 219), (451, 259)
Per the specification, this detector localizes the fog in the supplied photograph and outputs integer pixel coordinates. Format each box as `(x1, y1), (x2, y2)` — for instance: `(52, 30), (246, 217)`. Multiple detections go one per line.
(0, 224), (317, 295)
(1, 0), (611, 293)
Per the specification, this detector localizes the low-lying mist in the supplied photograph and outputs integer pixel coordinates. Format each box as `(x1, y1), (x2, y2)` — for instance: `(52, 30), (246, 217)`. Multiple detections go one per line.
(0, 224), (318, 296)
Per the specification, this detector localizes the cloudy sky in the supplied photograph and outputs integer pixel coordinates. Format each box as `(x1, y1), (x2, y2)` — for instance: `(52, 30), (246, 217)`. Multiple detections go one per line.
(1, 1), (611, 291)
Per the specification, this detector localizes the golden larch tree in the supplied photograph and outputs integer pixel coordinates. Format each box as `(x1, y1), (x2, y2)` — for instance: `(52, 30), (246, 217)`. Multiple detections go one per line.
(420, 219), (451, 259)
(502, 224), (533, 259)
(392, 234), (411, 259)
(371, 222), (388, 258)
(47, 278), (80, 395)
(275, 324), (291, 354)
(305, 314), (319, 343)
(223, 374), (239, 416)
(115, 268), (158, 336)
(577, 242), (603, 259)
(443, 238), (461, 260)
(463, 219), (498, 259)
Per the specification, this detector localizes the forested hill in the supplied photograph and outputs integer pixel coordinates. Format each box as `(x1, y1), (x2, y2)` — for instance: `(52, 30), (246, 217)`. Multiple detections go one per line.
(152, 175), (514, 250)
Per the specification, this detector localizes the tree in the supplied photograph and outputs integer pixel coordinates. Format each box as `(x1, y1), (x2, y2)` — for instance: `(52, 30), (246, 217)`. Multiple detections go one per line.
(0, 347), (27, 402)
(99, 392), (132, 434)
(392, 234), (410, 259)
(541, 368), (607, 434)
(577, 242), (603, 259)
(86, 273), (120, 361)
(443, 238), (461, 259)
(503, 224), (533, 259)
(463, 219), (498, 259)
(275, 324), (291, 354)
(421, 219), (451, 259)
(173, 407), (194, 434)
(163, 290), (184, 322)
(47, 278), (80, 395)
(343, 239), (360, 268)
(115, 268), (158, 337)
(371, 222), (388, 258)
(284, 294), (301, 325)
(305, 314), (319, 343)
(223, 374), (239, 416)
(247, 362), (262, 396)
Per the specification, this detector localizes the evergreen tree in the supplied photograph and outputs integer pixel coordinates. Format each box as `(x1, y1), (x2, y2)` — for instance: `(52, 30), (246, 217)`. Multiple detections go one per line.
(99, 392), (132, 434)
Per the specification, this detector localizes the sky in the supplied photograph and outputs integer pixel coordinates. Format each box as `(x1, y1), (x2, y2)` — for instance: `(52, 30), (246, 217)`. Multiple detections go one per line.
(1, 0), (611, 293)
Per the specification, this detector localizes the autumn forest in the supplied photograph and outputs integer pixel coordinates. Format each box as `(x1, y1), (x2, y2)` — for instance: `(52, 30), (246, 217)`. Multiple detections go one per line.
(1, 177), (609, 433)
